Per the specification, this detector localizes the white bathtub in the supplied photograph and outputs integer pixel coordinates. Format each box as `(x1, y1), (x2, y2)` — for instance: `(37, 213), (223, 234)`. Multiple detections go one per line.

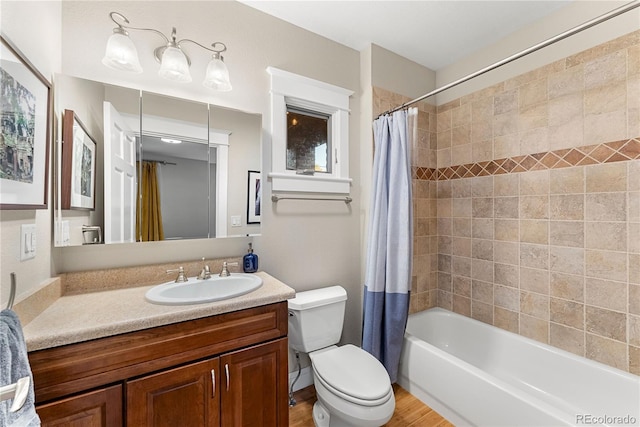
(398, 308), (640, 427)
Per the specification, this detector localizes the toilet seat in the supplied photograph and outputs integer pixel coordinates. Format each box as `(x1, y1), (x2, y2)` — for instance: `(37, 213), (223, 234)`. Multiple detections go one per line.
(311, 344), (393, 407)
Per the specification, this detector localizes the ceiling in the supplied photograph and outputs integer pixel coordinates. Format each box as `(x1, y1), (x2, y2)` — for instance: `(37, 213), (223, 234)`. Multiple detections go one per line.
(239, 0), (573, 71)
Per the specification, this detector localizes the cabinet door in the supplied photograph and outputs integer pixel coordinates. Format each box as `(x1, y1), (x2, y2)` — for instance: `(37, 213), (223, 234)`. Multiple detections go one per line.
(126, 358), (220, 427)
(37, 384), (122, 427)
(221, 338), (288, 427)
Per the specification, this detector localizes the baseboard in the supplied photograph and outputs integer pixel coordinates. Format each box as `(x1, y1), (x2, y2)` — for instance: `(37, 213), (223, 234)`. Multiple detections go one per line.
(289, 366), (313, 392)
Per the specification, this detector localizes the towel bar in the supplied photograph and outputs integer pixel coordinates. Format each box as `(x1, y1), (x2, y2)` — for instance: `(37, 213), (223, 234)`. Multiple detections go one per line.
(5, 272), (16, 310)
(271, 195), (352, 204)
(0, 376), (30, 412)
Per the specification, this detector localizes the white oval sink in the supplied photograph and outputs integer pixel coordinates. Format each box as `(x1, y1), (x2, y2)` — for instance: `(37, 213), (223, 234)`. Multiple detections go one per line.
(145, 274), (263, 305)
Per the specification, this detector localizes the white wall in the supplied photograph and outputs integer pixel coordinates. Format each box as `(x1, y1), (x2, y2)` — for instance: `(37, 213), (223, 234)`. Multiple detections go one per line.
(436, 0), (640, 104)
(0, 1), (61, 307)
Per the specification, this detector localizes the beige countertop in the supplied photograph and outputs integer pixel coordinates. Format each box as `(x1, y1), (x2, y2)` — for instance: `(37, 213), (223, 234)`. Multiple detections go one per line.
(23, 271), (295, 352)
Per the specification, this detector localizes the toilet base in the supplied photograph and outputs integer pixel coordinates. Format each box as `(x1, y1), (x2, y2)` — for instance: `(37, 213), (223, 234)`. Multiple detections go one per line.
(312, 377), (395, 427)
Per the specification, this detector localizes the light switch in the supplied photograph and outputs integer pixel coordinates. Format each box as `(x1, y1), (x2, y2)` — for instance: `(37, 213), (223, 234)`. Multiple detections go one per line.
(20, 224), (36, 261)
(231, 215), (241, 227)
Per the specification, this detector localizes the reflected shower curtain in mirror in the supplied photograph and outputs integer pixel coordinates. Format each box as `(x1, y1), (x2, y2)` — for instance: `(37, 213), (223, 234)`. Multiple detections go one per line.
(137, 161), (164, 241)
(362, 108), (416, 383)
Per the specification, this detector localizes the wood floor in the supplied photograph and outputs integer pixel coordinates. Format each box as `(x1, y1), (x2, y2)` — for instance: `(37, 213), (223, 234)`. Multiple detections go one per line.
(289, 384), (454, 427)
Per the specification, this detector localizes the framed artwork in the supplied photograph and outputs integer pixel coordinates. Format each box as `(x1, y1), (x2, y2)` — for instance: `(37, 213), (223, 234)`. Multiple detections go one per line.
(61, 110), (97, 210)
(0, 35), (51, 209)
(247, 170), (261, 224)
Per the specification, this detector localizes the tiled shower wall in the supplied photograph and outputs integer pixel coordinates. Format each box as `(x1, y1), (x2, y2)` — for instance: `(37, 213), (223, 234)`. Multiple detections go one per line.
(372, 30), (639, 374)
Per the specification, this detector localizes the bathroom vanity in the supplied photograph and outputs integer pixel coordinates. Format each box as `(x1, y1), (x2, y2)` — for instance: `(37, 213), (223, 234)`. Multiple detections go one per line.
(22, 270), (294, 426)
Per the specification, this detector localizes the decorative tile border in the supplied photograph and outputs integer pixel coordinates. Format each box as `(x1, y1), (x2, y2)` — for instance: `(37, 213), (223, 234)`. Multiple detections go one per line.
(413, 137), (640, 181)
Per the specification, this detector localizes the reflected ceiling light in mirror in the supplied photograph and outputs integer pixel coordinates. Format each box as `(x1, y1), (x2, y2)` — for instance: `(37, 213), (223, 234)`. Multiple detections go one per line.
(102, 12), (232, 90)
(161, 137), (182, 144)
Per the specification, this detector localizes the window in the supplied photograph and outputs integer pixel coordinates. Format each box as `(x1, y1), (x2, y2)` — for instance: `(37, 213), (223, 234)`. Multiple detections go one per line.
(286, 106), (331, 173)
(267, 67), (353, 194)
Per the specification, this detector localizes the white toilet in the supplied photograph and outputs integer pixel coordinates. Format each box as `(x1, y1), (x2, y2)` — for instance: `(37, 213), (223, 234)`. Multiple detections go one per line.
(288, 285), (395, 427)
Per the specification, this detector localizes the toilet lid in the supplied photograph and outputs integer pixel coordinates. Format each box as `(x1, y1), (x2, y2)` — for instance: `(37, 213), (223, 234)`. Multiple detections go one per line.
(311, 345), (392, 404)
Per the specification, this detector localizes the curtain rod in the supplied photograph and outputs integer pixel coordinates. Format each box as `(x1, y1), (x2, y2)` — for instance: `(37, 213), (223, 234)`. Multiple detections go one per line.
(380, 0), (640, 118)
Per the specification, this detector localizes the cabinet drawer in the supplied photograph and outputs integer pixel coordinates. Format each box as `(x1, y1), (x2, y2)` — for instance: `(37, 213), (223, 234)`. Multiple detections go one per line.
(30, 302), (287, 403)
(37, 384), (122, 426)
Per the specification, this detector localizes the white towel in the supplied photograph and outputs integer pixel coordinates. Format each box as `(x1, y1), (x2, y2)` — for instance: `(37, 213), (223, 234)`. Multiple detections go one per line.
(0, 310), (40, 427)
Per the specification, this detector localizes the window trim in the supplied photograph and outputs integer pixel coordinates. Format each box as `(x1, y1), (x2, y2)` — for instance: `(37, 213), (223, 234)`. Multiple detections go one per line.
(267, 67), (353, 194)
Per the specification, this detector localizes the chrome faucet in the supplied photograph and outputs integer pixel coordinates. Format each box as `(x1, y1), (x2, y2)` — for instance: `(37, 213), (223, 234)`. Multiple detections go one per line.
(166, 266), (188, 283)
(197, 258), (211, 280)
(219, 261), (239, 277)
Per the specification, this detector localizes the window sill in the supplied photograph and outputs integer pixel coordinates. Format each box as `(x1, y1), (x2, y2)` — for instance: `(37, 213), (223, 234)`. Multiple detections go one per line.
(268, 172), (352, 194)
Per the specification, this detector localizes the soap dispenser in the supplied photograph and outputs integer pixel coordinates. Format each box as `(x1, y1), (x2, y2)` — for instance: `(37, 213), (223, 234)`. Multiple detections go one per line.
(243, 243), (258, 273)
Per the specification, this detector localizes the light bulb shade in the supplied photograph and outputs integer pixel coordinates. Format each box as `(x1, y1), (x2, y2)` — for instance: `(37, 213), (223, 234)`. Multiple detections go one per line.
(203, 57), (232, 91)
(158, 46), (192, 83)
(102, 32), (143, 73)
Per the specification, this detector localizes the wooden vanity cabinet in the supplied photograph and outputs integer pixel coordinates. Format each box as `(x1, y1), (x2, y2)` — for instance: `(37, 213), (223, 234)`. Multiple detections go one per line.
(29, 302), (289, 427)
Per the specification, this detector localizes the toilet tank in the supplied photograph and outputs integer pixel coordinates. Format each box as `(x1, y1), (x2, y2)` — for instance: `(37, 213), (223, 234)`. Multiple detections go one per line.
(288, 286), (347, 353)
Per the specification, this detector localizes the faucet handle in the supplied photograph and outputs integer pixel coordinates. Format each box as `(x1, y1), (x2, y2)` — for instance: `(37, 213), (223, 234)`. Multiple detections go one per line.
(219, 261), (239, 277)
(167, 266), (188, 283)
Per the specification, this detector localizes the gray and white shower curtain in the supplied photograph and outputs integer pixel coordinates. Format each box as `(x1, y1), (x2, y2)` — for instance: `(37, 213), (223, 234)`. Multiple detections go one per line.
(362, 107), (416, 383)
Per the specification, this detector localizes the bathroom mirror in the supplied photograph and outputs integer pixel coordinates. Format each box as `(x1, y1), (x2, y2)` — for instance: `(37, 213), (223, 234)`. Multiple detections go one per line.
(53, 74), (261, 247)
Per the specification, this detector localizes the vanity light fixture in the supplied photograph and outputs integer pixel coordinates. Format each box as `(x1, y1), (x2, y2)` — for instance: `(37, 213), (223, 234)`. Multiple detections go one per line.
(102, 12), (232, 91)
(160, 138), (182, 144)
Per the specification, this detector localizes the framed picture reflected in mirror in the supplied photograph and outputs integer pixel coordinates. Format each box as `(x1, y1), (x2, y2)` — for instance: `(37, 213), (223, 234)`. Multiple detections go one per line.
(61, 109), (97, 210)
(247, 170), (261, 224)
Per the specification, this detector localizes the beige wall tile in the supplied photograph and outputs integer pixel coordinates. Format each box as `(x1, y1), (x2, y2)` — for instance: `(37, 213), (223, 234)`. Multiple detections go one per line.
(550, 195), (584, 220)
(630, 284), (640, 315)
(586, 333), (628, 371)
(494, 241), (519, 265)
(520, 220), (549, 245)
(472, 259), (494, 283)
(451, 144), (472, 165)
(585, 193), (627, 221)
(452, 275), (472, 297)
(520, 78), (547, 112)
(584, 50), (627, 90)
(629, 161), (640, 191)
(494, 113), (519, 138)
(518, 102), (548, 133)
(494, 89), (518, 115)
(495, 263), (519, 288)
(550, 246), (584, 276)
(631, 346), (640, 376)
(494, 307), (519, 333)
(452, 237), (472, 257)
(437, 290), (453, 310)
(451, 256), (472, 278)
(452, 294), (471, 317)
(438, 254), (452, 273)
(472, 140), (494, 163)
(520, 267), (550, 294)
(471, 176), (494, 197)
(520, 243), (549, 270)
(494, 285), (520, 311)
(495, 197), (519, 219)
(586, 163), (627, 193)
(438, 218), (453, 236)
(551, 298), (584, 329)
(629, 192), (640, 223)
(437, 199), (452, 218)
(471, 97), (493, 123)
(452, 198), (472, 218)
(585, 306), (626, 342)
(520, 196), (549, 219)
(550, 322), (585, 356)
(585, 222), (627, 251)
(548, 66), (584, 99)
(585, 278), (627, 312)
(584, 81), (627, 116)
(551, 272), (584, 302)
(520, 314), (549, 343)
(550, 221), (584, 247)
(519, 127), (549, 155)
(631, 254), (640, 285)
(495, 219), (520, 242)
(452, 218), (471, 237)
(437, 180), (452, 198)
(548, 118), (584, 151)
(584, 110), (627, 145)
(550, 167), (584, 194)
(472, 280), (493, 304)
(629, 315), (640, 347)
(494, 134), (521, 161)
(521, 291), (549, 320)
(472, 239), (493, 261)
(452, 179), (472, 198)
(494, 174), (519, 196)
(471, 300), (493, 324)
(520, 170), (549, 195)
(437, 147), (452, 167)
(472, 120), (493, 144)
(585, 250), (628, 282)
(472, 218), (494, 239)
(472, 197), (494, 218)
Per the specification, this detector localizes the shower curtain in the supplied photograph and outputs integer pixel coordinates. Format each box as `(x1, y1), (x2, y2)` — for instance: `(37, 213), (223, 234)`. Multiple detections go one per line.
(363, 108), (415, 383)
(137, 161), (164, 241)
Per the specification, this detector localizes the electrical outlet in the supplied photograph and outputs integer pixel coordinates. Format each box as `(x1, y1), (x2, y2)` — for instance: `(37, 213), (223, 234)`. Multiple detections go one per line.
(20, 224), (36, 261)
